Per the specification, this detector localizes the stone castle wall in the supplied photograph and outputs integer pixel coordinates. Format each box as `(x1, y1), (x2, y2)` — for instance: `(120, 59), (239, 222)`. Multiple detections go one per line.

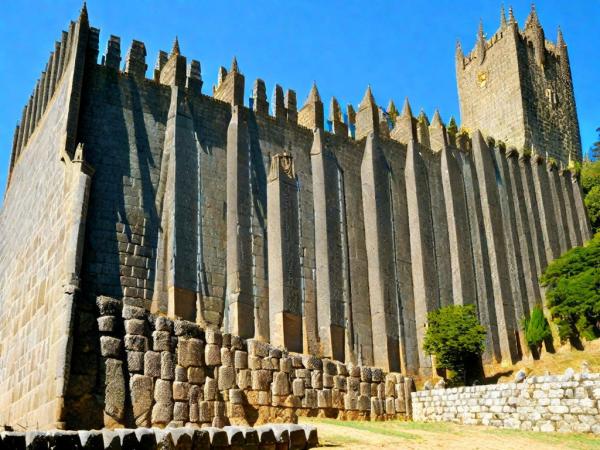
(412, 371), (600, 434)
(0, 7), (593, 430)
(0, 15), (93, 429)
(66, 297), (412, 430)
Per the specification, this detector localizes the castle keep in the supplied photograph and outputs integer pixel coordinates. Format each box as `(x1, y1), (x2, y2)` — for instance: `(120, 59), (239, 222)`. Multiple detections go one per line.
(0, 4), (592, 430)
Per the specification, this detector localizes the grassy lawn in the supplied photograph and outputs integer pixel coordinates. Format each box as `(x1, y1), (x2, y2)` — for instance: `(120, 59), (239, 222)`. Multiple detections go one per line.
(300, 417), (600, 449)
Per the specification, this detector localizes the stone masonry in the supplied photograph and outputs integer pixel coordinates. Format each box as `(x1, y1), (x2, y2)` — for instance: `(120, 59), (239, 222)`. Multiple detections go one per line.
(457, 5), (582, 163)
(80, 297), (412, 431)
(412, 369), (600, 434)
(0, 4), (592, 430)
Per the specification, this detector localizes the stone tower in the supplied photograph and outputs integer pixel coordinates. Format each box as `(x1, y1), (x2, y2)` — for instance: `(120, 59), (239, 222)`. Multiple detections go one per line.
(456, 5), (582, 162)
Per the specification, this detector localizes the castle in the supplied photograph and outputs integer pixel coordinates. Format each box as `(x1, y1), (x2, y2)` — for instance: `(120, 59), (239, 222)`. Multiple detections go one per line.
(0, 4), (592, 430)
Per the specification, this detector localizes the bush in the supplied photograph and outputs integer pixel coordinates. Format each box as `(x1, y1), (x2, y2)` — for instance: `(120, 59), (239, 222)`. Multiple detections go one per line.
(584, 185), (600, 234)
(423, 304), (486, 383)
(522, 306), (552, 358)
(540, 234), (600, 344)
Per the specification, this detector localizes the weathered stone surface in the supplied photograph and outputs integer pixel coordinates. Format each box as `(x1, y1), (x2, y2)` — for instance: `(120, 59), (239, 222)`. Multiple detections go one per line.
(130, 374), (153, 426)
(204, 343), (221, 366)
(100, 336), (121, 358)
(178, 337), (204, 368)
(104, 359), (126, 425)
(218, 366), (237, 391)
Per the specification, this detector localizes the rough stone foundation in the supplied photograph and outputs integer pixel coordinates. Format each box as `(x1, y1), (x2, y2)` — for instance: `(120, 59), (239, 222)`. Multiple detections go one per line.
(89, 297), (413, 430)
(412, 371), (600, 433)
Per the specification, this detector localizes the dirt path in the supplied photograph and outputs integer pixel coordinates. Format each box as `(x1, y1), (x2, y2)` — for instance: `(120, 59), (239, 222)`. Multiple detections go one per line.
(300, 418), (600, 450)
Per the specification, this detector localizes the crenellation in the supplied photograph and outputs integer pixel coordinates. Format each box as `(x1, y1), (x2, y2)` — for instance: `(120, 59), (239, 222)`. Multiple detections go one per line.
(285, 89), (297, 123)
(104, 35), (121, 70)
(328, 97), (347, 137)
(251, 78), (269, 115)
(153, 50), (168, 82)
(87, 26), (100, 66)
(57, 31), (68, 80)
(125, 40), (147, 80)
(40, 62), (51, 111)
(15, 105), (27, 157)
(29, 80), (41, 138)
(271, 84), (285, 121)
(186, 59), (202, 93)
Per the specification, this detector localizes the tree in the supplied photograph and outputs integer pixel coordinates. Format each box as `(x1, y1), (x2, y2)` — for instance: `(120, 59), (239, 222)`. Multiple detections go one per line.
(540, 234), (600, 345)
(590, 127), (600, 160)
(581, 159), (600, 195)
(581, 158), (600, 234)
(522, 306), (552, 358)
(423, 304), (486, 384)
(585, 186), (600, 234)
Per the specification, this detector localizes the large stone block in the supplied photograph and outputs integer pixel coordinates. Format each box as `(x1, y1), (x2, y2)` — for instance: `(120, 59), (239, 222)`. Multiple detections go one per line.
(104, 359), (126, 425)
(144, 351), (161, 378)
(178, 337), (204, 368)
(252, 370), (272, 391)
(130, 374), (153, 427)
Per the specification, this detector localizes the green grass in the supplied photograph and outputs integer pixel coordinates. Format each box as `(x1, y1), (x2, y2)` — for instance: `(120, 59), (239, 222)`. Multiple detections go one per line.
(301, 417), (422, 441)
(489, 427), (600, 450)
(301, 417), (600, 449)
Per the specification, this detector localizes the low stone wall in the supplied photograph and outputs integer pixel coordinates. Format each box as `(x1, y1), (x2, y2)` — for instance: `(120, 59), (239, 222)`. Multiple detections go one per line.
(94, 297), (413, 429)
(1, 423), (318, 449)
(411, 371), (600, 433)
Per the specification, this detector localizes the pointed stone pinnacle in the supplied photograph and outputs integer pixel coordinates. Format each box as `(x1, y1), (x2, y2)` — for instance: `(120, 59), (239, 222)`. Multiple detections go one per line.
(431, 110), (443, 128)
(171, 37), (180, 56)
(80, 1), (88, 21)
(557, 26), (565, 47)
(387, 99), (397, 114)
(478, 19), (485, 40)
(417, 109), (429, 126)
(508, 6), (516, 25)
(231, 56), (239, 73)
(500, 4), (507, 28)
(401, 97), (413, 118)
(456, 39), (463, 55)
(307, 82), (321, 103)
(527, 3), (540, 27)
(360, 85), (376, 108)
(329, 97), (342, 122)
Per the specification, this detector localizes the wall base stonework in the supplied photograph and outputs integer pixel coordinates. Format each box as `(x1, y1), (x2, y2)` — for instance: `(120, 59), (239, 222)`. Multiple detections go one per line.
(412, 371), (600, 433)
(76, 296), (414, 431)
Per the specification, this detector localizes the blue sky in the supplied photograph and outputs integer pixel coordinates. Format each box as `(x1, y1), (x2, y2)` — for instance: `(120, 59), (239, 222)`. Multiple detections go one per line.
(1, 1), (598, 192)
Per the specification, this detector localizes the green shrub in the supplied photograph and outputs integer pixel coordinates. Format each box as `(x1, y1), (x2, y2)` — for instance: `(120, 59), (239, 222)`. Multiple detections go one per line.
(584, 185), (600, 234)
(423, 304), (486, 383)
(522, 306), (552, 356)
(540, 234), (600, 343)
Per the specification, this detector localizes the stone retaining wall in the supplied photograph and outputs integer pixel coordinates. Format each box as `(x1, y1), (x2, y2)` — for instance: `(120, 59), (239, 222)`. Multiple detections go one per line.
(1, 423), (317, 449)
(87, 297), (413, 429)
(411, 371), (600, 433)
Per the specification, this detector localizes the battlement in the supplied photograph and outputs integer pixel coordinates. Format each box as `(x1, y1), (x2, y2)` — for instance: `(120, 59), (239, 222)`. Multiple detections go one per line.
(6, 5), (94, 189)
(458, 5), (569, 70)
